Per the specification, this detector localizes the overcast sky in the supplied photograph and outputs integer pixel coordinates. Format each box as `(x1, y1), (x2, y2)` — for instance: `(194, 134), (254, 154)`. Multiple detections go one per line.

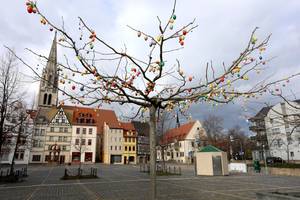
(1, 0), (300, 134)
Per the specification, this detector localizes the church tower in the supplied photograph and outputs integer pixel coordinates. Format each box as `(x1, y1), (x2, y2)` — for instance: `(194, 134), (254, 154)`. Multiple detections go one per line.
(37, 33), (58, 108)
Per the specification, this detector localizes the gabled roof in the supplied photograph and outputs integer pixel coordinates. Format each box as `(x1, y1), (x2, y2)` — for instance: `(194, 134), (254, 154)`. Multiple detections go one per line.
(121, 122), (136, 131)
(199, 145), (222, 152)
(132, 121), (150, 137)
(162, 121), (196, 144)
(35, 105), (121, 135)
(62, 105), (122, 134)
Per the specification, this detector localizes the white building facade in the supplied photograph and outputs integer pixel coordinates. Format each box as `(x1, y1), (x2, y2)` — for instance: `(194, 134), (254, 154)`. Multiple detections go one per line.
(103, 123), (123, 164)
(157, 120), (207, 164)
(70, 125), (97, 163)
(265, 101), (300, 161)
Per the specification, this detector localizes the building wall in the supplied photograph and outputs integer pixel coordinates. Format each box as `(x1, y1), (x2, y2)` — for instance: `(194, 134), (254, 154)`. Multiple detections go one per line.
(43, 125), (72, 163)
(103, 124), (123, 164)
(70, 125), (97, 163)
(123, 130), (137, 164)
(30, 124), (47, 163)
(158, 120), (206, 164)
(265, 101), (300, 161)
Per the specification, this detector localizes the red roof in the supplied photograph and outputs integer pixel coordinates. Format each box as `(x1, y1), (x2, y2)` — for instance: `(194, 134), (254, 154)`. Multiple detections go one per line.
(161, 121), (196, 144)
(62, 105), (121, 134)
(121, 122), (136, 131)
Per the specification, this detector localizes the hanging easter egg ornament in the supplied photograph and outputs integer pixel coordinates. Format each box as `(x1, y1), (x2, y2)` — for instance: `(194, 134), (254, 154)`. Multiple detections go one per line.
(188, 76), (193, 82)
(80, 86), (84, 91)
(26, 1), (37, 14)
(251, 36), (257, 44)
(137, 31), (142, 37)
(72, 85), (76, 90)
(144, 35), (148, 41)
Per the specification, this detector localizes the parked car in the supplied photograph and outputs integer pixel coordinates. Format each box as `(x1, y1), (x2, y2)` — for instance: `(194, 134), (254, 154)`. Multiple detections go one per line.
(266, 157), (285, 165)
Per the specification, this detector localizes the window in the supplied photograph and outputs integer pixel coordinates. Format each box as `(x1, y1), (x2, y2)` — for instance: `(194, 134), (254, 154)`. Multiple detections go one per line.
(119, 146), (121, 150)
(115, 137), (117, 142)
(49, 136), (54, 142)
(129, 146), (131, 151)
(133, 146), (135, 151)
(62, 146), (66, 151)
(125, 146), (127, 151)
(82, 139), (86, 145)
(176, 152), (179, 157)
(35, 129), (40, 136)
(40, 129), (45, 136)
(132, 138), (135, 142)
(50, 127), (54, 132)
(32, 155), (41, 161)
(291, 152), (294, 157)
(115, 146), (117, 150)
(110, 146), (113, 150)
(64, 128), (68, 133)
(119, 137), (121, 142)
(56, 119), (59, 123)
(82, 128), (87, 134)
(179, 142), (181, 147)
(58, 136), (62, 142)
(272, 128), (280, 134)
(76, 128), (80, 134)
(89, 128), (93, 134)
(191, 141), (194, 147)
(62, 119), (65, 123)
(125, 138), (127, 142)
(63, 136), (68, 142)
(180, 152), (184, 157)
(88, 139), (92, 145)
(75, 139), (79, 145)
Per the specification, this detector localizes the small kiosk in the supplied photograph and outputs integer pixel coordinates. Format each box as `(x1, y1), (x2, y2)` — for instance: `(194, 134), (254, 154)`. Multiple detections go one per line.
(196, 145), (229, 176)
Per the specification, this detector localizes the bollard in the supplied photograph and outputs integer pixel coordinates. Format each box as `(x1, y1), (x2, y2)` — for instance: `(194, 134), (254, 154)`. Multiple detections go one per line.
(179, 167), (181, 175)
(173, 166), (176, 174)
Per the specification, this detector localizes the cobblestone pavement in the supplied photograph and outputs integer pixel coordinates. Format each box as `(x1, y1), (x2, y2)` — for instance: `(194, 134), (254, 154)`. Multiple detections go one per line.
(1, 164), (300, 200)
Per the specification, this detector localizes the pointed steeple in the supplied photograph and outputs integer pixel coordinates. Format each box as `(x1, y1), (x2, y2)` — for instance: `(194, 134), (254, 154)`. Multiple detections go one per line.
(37, 33), (59, 108)
(45, 31), (57, 75)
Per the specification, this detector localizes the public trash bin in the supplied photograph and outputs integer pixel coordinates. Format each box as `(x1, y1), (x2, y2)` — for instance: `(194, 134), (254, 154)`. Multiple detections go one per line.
(253, 160), (261, 173)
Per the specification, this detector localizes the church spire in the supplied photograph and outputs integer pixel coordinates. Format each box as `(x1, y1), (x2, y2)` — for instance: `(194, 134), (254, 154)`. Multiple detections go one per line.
(37, 33), (59, 108)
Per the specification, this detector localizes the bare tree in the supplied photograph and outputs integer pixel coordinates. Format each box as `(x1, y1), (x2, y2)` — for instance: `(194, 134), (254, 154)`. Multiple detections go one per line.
(157, 110), (173, 170)
(7, 1), (300, 198)
(73, 134), (88, 175)
(0, 50), (21, 157)
(202, 115), (224, 145)
(7, 101), (33, 175)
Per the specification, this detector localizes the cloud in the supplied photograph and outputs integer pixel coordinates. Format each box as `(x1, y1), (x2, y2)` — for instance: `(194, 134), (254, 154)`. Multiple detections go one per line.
(1, 0), (300, 133)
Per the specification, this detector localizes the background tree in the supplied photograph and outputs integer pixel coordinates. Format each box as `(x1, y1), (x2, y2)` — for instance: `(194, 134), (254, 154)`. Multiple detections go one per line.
(0, 50), (22, 158)
(157, 110), (173, 170)
(202, 115), (224, 146)
(7, 1), (300, 199)
(73, 133), (88, 176)
(7, 101), (33, 175)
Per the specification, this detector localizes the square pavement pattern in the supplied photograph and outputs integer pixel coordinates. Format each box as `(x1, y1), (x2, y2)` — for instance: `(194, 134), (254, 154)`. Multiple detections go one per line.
(1, 164), (300, 200)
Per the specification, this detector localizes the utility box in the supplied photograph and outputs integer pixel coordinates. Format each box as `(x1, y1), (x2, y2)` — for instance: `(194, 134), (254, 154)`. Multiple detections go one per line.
(196, 145), (229, 176)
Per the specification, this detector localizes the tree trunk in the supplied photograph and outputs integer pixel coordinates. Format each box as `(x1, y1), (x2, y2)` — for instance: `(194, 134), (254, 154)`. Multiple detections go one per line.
(161, 146), (165, 171)
(149, 106), (157, 200)
(10, 121), (22, 176)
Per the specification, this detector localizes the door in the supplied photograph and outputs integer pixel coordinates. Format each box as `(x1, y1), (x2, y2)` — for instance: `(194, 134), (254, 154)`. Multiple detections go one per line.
(212, 156), (222, 175)
(59, 155), (65, 164)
